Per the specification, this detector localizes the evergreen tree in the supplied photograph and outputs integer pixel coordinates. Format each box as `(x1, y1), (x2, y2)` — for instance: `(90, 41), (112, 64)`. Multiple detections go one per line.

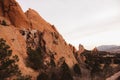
(37, 72), (48, 80)
(50, 72), (57, 80)
(0, 38), (31, 80)
(26, 47), (45, 70)
(60, 61), (73, 80)
(73, 64), (81, 75)
(84, 52), (101, 78)
(0, 38), (20, 79)
(50, 54), (56, 67)
(1, 20), (7, 26)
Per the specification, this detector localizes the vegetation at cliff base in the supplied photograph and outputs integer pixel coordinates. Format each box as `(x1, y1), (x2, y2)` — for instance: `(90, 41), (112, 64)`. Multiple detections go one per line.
(73, 63), (81, 75)
(0, 38), (31, 80)
(60, 61), (73, 80)
(26, 47), (45, 70)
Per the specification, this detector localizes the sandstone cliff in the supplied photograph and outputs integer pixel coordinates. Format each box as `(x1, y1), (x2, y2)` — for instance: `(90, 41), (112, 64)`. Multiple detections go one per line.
(0, 0), (30, 28)
(0, 0), (78, 79)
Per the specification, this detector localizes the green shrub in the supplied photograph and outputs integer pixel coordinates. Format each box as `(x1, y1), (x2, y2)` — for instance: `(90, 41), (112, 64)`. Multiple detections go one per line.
(50, 54), (56, 67)
(1, 20), (7, 26)
(73, 64), (81, 75)
(0, 38), (21, 79)
(50, 72), (57, 80)
(37, 72), (48, 80)
(60, 61), (73, 80)
(0, 38), (31, 80)
(26, 47), (45, 70)
(84, 52), (102, 77)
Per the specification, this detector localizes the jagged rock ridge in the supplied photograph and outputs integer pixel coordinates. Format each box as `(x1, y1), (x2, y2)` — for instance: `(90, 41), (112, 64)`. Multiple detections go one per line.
(0, 0), (30, 28)
(0, 0), (78, 79)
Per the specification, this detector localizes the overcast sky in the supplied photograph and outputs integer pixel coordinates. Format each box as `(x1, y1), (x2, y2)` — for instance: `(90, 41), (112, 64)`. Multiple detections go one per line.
(17, 0), (120, 50)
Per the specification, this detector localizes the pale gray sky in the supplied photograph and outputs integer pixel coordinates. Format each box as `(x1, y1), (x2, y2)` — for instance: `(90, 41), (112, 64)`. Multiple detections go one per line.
(17, 0), (120, 50)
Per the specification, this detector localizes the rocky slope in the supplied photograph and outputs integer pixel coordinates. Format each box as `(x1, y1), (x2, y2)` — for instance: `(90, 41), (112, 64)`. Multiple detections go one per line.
(1, 0), (120, 80)
(0, 0), (77, 78)
(0, 0), (78, 79)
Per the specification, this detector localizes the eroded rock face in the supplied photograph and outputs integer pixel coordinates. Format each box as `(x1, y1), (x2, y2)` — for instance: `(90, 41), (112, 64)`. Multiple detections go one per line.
(25, 8), (56, 32)
(0, 27), (38, 79)
(25, 8), (77, 68)
(0, 0), (78, 79)
(78, 44), (85, 54)
(74, 44), (85, 63)
(0, 1), (3, 16)
(0, 0), (30, 28)
(19, 29), (40, 49)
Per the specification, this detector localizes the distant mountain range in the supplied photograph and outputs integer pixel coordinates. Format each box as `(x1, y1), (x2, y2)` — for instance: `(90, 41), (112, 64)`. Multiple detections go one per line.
(97, 45), (120, 53)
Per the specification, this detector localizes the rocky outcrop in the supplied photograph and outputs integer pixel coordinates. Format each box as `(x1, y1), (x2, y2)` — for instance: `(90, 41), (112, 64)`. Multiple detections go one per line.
(0, 0), (30, 28)
(2, 0), (119, 80)
(0, 1), (3, 16)
(91, 47), (99, 55)
(78, 44), (85, 54)
(25, 8), (77, 68)
(0, 0), (78, 79)
(69, 44), (77, 54)
(25, 9), (55, 31)
(74, 44), (85, 63)
(0, 26), (38, 79)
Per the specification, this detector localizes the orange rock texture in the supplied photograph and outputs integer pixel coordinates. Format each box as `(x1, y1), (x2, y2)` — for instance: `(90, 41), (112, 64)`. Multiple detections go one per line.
(0, 0), (79, 79)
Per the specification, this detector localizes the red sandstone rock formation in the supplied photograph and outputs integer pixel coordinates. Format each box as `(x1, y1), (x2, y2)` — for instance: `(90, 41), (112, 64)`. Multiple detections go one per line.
(0, 0), (78, 79)
(0, 0), (30, 28)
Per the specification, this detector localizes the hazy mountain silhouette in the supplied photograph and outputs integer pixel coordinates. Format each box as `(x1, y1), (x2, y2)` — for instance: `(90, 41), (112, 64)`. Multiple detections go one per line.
(97, 45), (120, 53)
